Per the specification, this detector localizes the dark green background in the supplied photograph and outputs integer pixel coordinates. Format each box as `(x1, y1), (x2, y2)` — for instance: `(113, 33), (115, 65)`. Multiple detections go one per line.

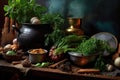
(37, 0), (120, 41)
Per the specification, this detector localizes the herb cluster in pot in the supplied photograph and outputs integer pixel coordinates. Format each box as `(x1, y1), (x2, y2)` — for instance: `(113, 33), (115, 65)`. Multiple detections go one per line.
(48, 33), (116, 67)
(74, 37), (115, 56)
(68, 37), (116, 70)
(4, 0), (65, 50)
(48, 34), (87, 62)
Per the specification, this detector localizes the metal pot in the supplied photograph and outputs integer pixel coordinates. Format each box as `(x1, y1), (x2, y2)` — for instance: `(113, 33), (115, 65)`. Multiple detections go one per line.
(28, 49), (48, 64)
(68, 52), (98, 66)
(12, 23), (53, 50)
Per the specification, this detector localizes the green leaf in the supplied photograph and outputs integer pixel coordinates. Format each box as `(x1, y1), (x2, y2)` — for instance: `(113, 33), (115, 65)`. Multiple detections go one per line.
(6, 51), (16, 55)
(3, 5), (9, 12)
(4, 0), (47, 23)
(16, 0), (20, 3)
(8, 0), (12, 5)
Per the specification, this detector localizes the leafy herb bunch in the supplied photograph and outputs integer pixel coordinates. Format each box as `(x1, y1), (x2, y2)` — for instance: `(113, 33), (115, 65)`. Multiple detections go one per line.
(43, 13), (66, 47)
(50, 34), (88, 55)
(76, 37), (115, 56)
(4, 0), (66, 48)
(4, 0), (47, 24)
(52, 35), (115, 56)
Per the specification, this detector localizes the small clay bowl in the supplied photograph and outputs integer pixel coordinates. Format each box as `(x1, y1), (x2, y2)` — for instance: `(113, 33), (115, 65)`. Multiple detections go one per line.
(2, 51), (23, 62)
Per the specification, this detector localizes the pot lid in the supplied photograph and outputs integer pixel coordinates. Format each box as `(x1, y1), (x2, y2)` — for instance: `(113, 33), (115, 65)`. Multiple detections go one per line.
(91, 32), (118, 56)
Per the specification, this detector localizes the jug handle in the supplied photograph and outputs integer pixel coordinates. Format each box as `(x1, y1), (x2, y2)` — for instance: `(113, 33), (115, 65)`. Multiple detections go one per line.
(12, 25), (21, 34)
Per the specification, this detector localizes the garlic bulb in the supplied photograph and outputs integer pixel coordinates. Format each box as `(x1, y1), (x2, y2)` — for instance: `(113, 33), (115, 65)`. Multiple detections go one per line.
(13, 38), (18, 44)
(114, 57), (120, 68)
(106, 64), (114, 71)
(4, 44), (12, 50)
(30, 17), (40, 24)
(30, 17), (38, 22)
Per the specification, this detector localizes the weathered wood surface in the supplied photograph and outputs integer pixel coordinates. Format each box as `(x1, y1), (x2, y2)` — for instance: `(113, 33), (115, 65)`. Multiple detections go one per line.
(1, 17), (18, 46)
(0, 58), (120, 80)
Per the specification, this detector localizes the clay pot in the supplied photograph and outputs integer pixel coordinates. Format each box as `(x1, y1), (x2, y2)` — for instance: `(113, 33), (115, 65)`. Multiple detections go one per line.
(13, 23), (53, 50)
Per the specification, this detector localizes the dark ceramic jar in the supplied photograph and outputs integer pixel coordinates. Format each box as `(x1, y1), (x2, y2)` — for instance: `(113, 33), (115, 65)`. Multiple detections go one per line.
(13, 23), (52, 50)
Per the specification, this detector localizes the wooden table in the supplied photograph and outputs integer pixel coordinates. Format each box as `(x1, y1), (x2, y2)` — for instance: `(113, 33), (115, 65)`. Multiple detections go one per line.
(0, 57), (120, 80)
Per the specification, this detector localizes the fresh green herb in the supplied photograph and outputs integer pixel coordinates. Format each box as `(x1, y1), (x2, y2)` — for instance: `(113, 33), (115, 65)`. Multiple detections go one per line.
(52, 35), (87, 55)
(35, 62), (52, 68)
(75, 38), (115, 56)
(76, 38), (98, 56)
(6, 50), (16, 55)
(45, 28), (66, 47)
(4, 0), (47, 24)
(41, 13), (64, 29)
(44, 14), (65, 46)
(94, 55), (106, 71)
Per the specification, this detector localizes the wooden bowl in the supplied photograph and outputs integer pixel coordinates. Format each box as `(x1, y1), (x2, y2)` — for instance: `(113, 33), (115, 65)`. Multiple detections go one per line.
(2, 50), (23, 62)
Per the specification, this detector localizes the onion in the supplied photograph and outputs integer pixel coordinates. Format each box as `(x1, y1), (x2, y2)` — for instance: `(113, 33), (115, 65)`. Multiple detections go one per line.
(30, 17), (38, 23)
(4, 44), (12, 50)
(106, 64), (114, 71)
(114, 57), (120, 68)
(31, 19), (40, 24)
(30, 17), (40, 24)
(13, 38), (18, 44)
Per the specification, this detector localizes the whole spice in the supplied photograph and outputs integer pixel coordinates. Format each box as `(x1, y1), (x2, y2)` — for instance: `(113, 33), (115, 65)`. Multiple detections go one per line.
(22, 58), (31, 67)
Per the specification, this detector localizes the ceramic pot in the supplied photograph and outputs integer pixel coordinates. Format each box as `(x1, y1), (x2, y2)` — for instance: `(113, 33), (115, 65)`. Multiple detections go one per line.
(13, 23), (53, 50)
